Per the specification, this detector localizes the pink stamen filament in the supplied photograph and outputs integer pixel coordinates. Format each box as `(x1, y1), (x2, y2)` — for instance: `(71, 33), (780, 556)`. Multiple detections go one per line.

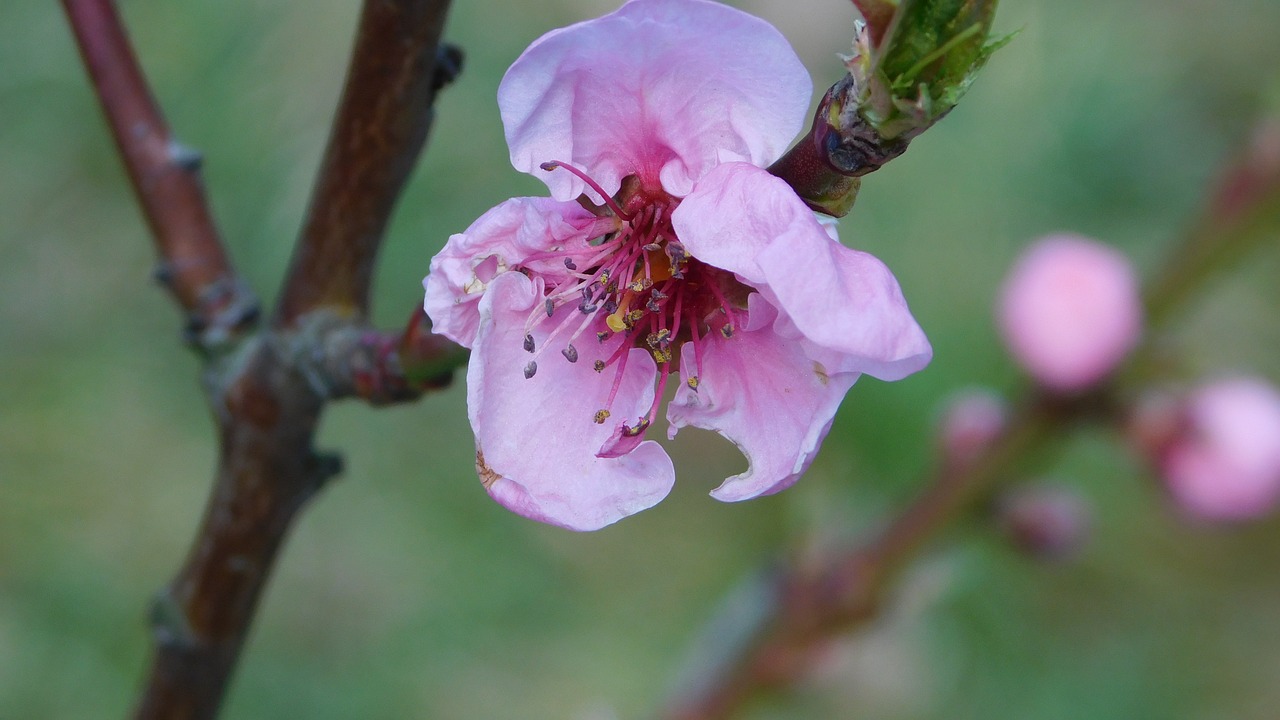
(541, 161), (632, 221)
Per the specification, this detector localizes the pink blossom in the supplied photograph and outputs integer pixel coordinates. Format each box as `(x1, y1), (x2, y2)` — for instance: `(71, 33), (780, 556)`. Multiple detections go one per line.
(997, 234), (1141, 392)
(1159, 378), (1280, 522)
(424, 0), (931, 530)
(937, 388), (1007, 465)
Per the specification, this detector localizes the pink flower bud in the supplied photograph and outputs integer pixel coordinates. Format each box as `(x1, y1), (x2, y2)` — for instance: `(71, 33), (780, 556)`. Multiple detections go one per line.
(997, 234), (1142, 392)
(996, 484), (1091, 561)
(1160, 378), (1280, 522)
(938, 388), (1007, 464)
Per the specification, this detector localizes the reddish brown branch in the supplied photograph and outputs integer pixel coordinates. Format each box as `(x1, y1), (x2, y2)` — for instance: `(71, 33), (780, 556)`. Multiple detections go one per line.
(663, 119), (1280, 719)
(61, 0), (257, 347)
(60, 0), (463, 717)
(660, 398), (1062, 720)
(274, 0), (457, 326)
(135, 344), (334, 720)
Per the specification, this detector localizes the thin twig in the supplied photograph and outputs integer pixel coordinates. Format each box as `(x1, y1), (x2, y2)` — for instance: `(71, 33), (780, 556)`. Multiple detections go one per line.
(274, 0), (457, 326)
(61, 0), (258, 348)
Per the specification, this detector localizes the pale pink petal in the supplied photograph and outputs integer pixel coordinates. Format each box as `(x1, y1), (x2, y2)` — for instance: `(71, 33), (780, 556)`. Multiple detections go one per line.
(468, 272), (674, 531)
(997, 234), (1142, 392)
(1162, 378), (1280, 522)
(499, 0), (811, 201)
(668, 297), (859, 501)
(673, 162), (932, 380)
(424, 197), (603, 347)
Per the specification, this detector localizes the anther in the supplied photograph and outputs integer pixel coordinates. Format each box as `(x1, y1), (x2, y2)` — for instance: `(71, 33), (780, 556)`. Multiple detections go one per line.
(524, 361), (538, 379)
(720, 324), (735, 339)
(593, 409), (611, 424)
(646, 329), (671, 349)
(622, 418), (652, 437)
(602, 299), (618, 315)
(687, 376), (700, 391)
(593, 360), (606, 372)
(564, 258), (577, 270)
(596, 331), (611, 343)
(545, 299), (555, 317)
(642, 243), (662, 252)
(562, 345), (579, 363)
(523, 334), (535, 353)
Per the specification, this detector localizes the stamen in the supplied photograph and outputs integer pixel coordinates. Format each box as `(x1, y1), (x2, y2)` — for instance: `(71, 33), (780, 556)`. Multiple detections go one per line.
(524, 361), (538, 379)
(593, 409), (611, 424)
(541, 161), (633, 220)
(523, 334), (535, 353)
(564, 258), (577, 270)
(562, 345), (579, 363)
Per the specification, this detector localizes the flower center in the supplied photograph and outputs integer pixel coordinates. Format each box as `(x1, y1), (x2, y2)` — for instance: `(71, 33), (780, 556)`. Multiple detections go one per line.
(515, 161), (748, 438)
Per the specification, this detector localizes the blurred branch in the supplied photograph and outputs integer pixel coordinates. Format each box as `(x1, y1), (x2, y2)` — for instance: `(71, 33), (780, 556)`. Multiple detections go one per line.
(1144, 119), (1280, 329)
(61, 0), (258, 349)
(660, 119), (1280, 720)
(274, 0), (459, 326)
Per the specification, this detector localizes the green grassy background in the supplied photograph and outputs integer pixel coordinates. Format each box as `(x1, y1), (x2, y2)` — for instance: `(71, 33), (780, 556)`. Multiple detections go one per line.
(2, 0), (1280, 718)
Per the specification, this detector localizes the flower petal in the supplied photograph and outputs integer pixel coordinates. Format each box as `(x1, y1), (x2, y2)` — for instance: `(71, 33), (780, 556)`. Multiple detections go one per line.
(468, 272), (674, 531)
(499, 0), (811, 201)
(668, 295), (859, 502)
(673, 162), (932, 380)
(424, 197), (604, 347)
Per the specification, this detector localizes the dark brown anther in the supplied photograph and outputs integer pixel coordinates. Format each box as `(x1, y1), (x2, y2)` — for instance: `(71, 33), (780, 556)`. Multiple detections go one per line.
(564, 257), (577, 270)
(593, 360), (606, 372)
(562, 345), (579, 363)
(523, 334), (535, 352)
(524, 361), (538, 379)
(596, 331), (611, 343)
(720, 324), (735, 339)
(544, 299), (555, 317)
(602, 299), (618, 314)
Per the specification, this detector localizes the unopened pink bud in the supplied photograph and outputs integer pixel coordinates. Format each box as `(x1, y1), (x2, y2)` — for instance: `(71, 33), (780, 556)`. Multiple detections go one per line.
(996, 484), (1091, 561)
(997, 234), (1142, 392)
(938, 388), (1007, 464)
(1160, 377), (1280, 522)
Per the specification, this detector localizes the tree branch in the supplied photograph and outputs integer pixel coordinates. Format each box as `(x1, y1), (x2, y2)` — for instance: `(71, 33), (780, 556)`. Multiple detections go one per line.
(274, 0), (457, 326)
(61, 0), (258, 348)
(59, 1), (463, 717)
(660, 120), (1280, 720)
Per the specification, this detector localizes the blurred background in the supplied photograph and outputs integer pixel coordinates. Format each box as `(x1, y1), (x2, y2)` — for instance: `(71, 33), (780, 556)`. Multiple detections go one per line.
(3, 0), (1280, 718)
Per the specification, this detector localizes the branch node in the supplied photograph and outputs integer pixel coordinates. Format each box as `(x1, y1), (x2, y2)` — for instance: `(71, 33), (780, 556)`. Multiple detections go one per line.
(167, 139), (204, 172)
(147, 588), (199, 650)
(433, 43), (464, 91)
(183, 276), (261, 352)
(309, 450), (345, 488)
